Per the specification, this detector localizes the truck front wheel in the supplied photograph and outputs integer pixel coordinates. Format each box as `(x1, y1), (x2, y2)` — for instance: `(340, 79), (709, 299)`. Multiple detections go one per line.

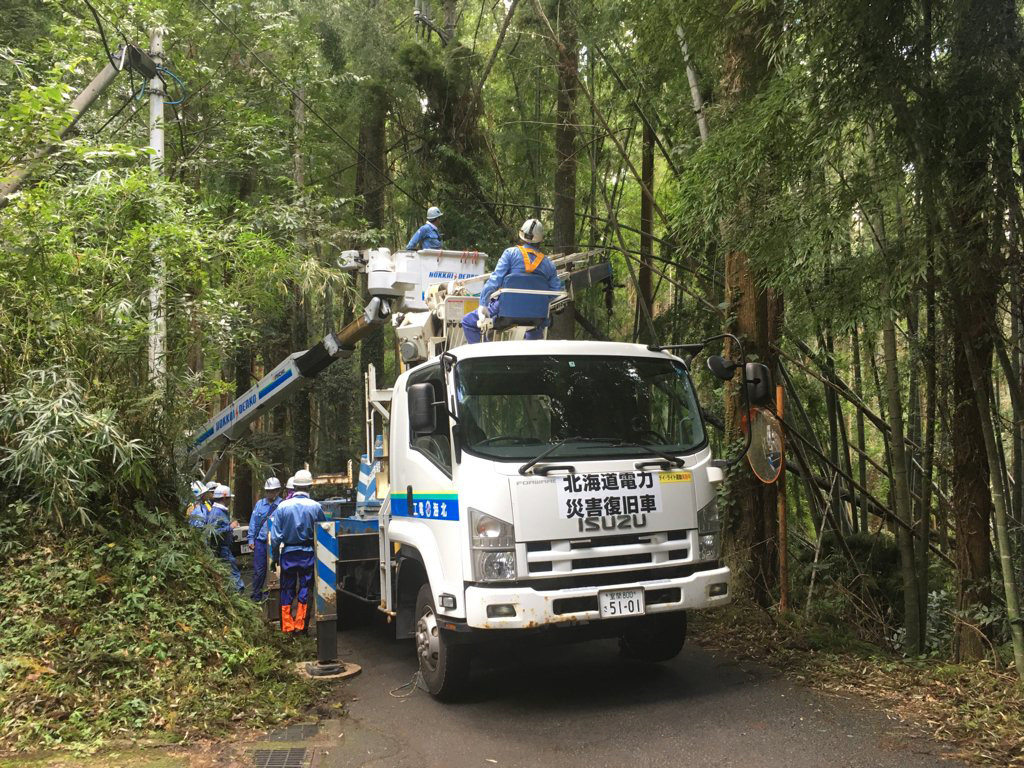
(415, 584), (470, 700)
(618, 611), (687, 662)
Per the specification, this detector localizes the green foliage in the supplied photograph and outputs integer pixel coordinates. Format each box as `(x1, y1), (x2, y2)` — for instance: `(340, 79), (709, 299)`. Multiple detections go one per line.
(0, 522), (310, 751)
(0, 370), (153, 528)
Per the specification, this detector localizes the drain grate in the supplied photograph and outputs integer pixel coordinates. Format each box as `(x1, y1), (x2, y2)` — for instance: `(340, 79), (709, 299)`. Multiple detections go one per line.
(268, 723), (320, 741)
(250, 748), (310, 768)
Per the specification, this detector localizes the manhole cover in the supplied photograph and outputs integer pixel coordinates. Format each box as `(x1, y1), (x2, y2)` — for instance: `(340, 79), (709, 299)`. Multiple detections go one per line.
(250, 748), (311, 768)
(268, 723), (320, 741)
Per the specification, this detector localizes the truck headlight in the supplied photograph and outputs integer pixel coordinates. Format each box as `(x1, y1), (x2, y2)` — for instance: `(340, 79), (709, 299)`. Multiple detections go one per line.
(697, 500), (720, 561)
(475, 550), (516, 581)
(471, 508), (516, 581)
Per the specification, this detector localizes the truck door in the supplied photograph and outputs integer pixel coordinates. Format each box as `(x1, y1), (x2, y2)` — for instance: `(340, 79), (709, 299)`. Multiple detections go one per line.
(390, 363), (463, 592)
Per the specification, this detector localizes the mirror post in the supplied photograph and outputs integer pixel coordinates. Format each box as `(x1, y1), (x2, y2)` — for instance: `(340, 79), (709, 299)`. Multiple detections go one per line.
(777, 383), (788, 613)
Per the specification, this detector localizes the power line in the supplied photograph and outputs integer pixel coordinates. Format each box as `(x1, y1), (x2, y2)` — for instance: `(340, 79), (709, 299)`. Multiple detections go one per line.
(192, 0), (423, 209)
(92, 91), (136, 135)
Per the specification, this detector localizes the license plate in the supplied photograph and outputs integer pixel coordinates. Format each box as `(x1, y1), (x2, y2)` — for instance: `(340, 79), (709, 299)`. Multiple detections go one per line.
(240, 544), (252, 555)
(598, 588), (645, 618)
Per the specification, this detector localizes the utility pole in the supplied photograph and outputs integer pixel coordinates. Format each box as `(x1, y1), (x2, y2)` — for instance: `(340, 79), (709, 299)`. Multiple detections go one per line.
(148, 27), (167, 388)
(675, 27), (709, 144)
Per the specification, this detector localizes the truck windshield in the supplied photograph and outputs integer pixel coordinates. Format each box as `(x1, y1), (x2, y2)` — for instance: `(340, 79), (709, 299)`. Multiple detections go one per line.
(454, 355), (706, 461)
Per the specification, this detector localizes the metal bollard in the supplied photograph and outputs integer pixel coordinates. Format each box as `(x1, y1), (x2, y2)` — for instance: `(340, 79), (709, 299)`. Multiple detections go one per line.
(307, 521), (342, 676)
(264, 531), (280, 624)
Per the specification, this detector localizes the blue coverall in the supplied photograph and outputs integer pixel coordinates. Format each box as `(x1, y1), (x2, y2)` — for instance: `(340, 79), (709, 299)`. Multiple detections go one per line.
(406, 221), (443, 251)
(191, 502), (245, 593)
(269, 492), (326, 632)
(461, 244), (563, 343)
(248, 495), (280, 602)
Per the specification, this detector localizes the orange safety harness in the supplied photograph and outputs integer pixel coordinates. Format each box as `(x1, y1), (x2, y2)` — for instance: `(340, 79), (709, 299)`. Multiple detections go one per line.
(517, 245), (545, 273)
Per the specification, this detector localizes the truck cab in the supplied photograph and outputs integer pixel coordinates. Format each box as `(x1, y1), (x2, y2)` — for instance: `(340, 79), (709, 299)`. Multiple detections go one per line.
(384, 339), (730, 697)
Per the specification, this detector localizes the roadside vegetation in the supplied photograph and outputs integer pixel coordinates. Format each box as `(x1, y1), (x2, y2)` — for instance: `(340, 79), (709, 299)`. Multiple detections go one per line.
(3, 0), (1024, 759)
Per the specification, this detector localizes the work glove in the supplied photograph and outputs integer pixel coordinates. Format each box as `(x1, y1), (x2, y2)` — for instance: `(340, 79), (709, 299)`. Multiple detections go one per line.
(478, 316), (494, 335)
(477, 304), (489, 319)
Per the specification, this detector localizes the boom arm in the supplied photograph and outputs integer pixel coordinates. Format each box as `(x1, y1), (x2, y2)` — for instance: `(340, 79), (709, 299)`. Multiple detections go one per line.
(190, 297), (391, 460)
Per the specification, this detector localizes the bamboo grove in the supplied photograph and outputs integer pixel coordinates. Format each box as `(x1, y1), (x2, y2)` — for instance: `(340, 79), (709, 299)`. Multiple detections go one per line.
(3, 0), (1024, 677)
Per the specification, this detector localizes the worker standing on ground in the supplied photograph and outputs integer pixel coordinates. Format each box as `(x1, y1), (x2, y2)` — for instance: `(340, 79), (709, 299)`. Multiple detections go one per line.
(209, 484), (245, 593)
(270, 469), (326, 635)
(248, 477), (282, 603)
(406, 206), (444, 251)
(283, 475), (295, 500)
(461, 218), (562, 343)
(185, 481), (204, 520)
(189, 484), (244, 593)
(187, 482), (210, 528)
(185, 481), (214, 520)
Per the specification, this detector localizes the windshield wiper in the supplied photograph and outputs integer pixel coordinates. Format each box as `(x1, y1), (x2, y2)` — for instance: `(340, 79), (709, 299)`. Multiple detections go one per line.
(579, 438), (686, 469)
(518, 436), (685, 476)
(518, 436), (613, 475)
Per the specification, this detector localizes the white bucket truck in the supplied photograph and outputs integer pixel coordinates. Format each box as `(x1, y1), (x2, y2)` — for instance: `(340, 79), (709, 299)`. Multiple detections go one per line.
(192, 246), (759, 699)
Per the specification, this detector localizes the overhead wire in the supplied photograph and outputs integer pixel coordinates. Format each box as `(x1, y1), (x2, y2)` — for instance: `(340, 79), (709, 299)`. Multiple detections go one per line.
(192, 0), (423, 209)
(82, 0), (120, 67)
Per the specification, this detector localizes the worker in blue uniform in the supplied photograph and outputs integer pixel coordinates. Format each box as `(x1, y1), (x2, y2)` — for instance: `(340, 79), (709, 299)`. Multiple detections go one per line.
(187, 482), (211, 528)
(248, 477), (282, 602)
(406, 206), (444, 251)
(191, 484), (244, 593)
(269, 469), (326, 634)
(461, 218), (562, 343)
(185, 481), (213, 521)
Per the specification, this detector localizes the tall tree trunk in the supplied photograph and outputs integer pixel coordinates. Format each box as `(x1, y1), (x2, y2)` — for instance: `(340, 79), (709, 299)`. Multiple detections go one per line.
(882, 306), (922, 653)
(234, 346), (254, 522)
(356, 82), (389, 416)
(852, 325), (869, 532)
(548, 0), (577, 341)
(637, 121), (655, 345)
(718, 11), (783, 606)
(290, 88), (311, 468)
(939, 0), (1016, 662)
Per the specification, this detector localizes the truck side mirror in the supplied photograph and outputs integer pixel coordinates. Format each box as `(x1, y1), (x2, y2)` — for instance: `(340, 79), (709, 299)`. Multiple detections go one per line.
(408, 383), (437, 435)
(745, 362), (773, 406)
(707, 355), (738, 381)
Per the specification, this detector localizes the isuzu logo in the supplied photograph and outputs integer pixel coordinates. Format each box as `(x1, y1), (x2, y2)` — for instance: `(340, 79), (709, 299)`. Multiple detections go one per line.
(576, 513), (648, 532)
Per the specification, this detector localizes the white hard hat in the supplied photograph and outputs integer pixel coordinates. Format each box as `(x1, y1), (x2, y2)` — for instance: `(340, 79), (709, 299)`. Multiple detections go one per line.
(191, 481), (205, 497)
(286, 476), (295, 490)
(293, 469), (314, 487)
(264, 477), (282, 491)
(519, 218), (544, 244)
(213, 484), (233, 500)
(426, 206), (443, 220)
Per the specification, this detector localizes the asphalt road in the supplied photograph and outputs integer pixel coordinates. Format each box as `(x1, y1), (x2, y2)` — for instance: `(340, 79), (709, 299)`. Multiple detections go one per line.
(324, 618), (964, 768)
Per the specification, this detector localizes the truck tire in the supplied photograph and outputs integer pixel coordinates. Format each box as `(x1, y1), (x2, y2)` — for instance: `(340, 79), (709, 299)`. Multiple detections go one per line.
(415, 583), (470, 700)
(618, 611), (687, 662)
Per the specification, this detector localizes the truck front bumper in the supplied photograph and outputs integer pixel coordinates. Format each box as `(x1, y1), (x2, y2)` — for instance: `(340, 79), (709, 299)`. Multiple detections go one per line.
(464, 564), (731, 630)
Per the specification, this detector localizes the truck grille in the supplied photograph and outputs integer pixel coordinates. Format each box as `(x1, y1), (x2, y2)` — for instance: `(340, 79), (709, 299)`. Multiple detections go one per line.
(525, 529), (692, 575)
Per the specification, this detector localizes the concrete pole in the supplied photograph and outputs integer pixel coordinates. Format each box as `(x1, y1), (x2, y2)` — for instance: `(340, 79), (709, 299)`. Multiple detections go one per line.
(675, 27), (709, 144)
(0, 61), (120, 206)
(148, 27), (167, 387)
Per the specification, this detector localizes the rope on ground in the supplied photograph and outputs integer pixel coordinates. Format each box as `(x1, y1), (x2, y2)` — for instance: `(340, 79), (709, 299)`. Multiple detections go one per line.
(389, 671), (423, 698)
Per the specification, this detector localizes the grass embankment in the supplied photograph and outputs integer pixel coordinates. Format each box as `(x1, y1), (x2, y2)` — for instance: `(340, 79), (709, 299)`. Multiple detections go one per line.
(0, 523), (313, 753)
(696, 599), (1024, 766)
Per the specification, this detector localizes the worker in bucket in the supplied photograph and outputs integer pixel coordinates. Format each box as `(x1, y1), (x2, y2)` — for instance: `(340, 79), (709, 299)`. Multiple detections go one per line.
(209, 484), (244, 593)
(269, 469), (326, 635)
(461, 218), (562, 343)
(406, 206), (444, 251)
(248, 477), (282, 602)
